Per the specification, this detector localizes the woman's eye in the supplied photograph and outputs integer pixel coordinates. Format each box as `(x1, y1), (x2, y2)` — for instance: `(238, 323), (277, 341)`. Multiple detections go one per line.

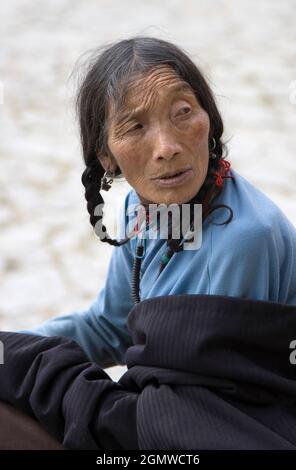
(127, 123), (143, 133)
(178, 106), (191, 116)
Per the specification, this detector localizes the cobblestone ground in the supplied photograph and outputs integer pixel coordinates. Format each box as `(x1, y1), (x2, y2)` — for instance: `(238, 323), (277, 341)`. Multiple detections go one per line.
(1, 0), (295, 380)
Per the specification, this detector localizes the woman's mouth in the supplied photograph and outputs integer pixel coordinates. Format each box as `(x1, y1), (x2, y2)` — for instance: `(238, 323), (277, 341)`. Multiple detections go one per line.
(153, 168), (193, 187)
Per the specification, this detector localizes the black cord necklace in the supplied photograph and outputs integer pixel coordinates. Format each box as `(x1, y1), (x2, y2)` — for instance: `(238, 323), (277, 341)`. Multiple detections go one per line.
(131, 217), (194, 305)
(130, 188), (201, 305)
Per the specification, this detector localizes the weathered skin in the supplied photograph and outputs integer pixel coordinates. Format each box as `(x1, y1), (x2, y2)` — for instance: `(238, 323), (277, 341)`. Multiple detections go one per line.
(98, 65), (210, 205)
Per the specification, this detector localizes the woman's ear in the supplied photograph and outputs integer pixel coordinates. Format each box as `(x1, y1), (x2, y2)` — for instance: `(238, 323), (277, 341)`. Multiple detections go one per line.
(96, 152), (117, 173)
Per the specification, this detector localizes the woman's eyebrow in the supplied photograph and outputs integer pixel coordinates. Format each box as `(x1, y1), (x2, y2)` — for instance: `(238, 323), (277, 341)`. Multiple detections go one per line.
(115, 83), (194, 125)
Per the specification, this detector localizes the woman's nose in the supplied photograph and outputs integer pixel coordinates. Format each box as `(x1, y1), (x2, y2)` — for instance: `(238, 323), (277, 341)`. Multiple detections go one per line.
(152, 126), (183, 161)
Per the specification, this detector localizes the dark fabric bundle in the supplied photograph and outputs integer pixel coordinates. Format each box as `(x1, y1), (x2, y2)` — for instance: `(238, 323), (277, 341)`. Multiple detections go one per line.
(0, 294), (296, 450)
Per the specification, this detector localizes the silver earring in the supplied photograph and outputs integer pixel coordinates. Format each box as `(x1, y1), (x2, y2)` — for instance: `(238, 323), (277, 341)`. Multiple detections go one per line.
(100, 169), (115, 191)
(209, 137), (217, 160)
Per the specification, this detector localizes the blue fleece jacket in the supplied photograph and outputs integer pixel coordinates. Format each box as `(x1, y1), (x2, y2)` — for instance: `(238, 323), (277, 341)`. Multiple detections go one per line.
(19, 169), (296, 367)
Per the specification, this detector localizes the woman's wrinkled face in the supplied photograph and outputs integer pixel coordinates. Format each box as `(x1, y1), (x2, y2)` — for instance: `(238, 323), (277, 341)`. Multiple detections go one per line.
(100, 66), (210, 205)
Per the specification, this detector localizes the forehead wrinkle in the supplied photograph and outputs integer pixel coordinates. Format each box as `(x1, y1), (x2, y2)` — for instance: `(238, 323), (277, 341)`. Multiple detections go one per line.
(114, 81), (194, 126)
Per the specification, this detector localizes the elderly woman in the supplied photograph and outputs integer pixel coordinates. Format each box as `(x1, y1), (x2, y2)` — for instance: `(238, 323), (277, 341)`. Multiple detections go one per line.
(0, 36), (296, 450)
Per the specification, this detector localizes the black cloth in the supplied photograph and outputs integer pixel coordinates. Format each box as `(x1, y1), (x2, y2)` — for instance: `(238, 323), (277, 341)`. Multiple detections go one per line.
(0, 294), (296, 450)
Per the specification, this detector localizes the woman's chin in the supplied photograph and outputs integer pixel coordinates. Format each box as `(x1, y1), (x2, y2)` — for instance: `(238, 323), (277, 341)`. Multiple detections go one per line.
(140, 187), (199, 206)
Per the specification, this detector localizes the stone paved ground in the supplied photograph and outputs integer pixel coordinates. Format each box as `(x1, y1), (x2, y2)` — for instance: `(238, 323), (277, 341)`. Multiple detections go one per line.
(1, 0), (295, 380)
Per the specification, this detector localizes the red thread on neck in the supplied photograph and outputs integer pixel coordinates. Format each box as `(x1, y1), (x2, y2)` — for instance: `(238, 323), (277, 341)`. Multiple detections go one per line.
(215, 175), (224, 187)
(215, 159), (232, 187)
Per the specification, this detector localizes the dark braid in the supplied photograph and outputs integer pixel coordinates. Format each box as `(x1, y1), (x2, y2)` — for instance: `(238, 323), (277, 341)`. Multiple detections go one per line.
(81, 158), (130, 247)
(197, 157), (234, 225)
